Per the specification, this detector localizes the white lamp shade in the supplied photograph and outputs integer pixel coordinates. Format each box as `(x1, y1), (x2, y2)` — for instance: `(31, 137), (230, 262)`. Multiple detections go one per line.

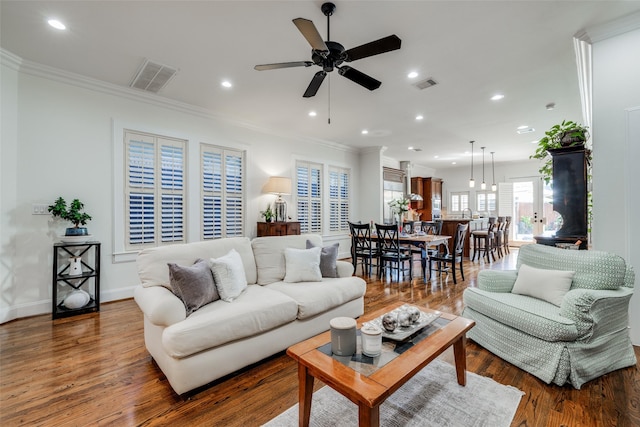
(263, 176), (292, 195)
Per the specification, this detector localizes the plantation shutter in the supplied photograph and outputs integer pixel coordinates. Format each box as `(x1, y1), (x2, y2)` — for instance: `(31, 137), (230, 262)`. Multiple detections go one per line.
(297, 161), (323, 234)
(124, 131), (185, 250)
(329, 166), (350, 233)
(201, 144), (245, 239)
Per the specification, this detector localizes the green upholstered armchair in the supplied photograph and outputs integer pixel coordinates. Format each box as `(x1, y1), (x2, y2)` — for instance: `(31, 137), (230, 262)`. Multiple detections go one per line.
(462, 243), (636, 388)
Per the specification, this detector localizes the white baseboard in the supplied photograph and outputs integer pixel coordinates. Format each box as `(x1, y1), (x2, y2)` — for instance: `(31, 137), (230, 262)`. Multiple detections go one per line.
(0, 286), (137, 324)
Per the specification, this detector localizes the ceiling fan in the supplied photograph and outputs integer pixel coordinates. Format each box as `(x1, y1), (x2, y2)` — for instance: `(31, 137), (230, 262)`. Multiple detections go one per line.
(254, 2), (401, 98)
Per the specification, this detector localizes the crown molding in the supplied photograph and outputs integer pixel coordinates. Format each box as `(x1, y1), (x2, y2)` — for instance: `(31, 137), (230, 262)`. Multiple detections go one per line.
(579, 10), (640, 43)
(0, 48), (356, 154)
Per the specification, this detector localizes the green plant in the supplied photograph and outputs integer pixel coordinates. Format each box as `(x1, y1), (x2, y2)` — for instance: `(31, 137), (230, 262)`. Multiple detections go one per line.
(260, 204), (274, 222)
(48, 197), (92, 228)
(531, 120), (590, 184)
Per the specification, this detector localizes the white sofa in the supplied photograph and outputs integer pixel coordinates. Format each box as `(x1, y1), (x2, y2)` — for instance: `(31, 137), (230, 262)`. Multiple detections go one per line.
(133, 234), (366, 395)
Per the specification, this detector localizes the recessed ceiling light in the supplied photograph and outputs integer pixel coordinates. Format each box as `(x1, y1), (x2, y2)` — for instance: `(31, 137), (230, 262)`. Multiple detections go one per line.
(415, 115), (424, 121)
(407, 71), (418, 79)
(308, 111), (317, 117)
(408, 146), (414, 150)
(517, 125), (529, 130)
(491, 94), (504, 101)
(48, 19), (66, 30)
(361, 129), (368, 135)
(452, 161), (457, 165)
(434, 155), (439, 159)
(221, 80), (232, 88)
(531, 140), (539, 144)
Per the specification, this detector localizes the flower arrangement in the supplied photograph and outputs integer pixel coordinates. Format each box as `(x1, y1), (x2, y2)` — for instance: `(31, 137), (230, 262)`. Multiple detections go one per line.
(388, 198), (410, 215)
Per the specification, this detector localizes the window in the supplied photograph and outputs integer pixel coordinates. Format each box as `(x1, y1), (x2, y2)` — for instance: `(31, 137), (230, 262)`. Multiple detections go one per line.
(124, 131), (185, 250)
(296, 161), (322, 234)
(329, 166), (350, 233)
(450, 192), (469, 213)
(477, 191), (496, 213)
(201, 144), (245, 240)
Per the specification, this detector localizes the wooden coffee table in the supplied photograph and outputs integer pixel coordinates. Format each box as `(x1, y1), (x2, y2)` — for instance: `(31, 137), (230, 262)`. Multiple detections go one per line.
(286, 302), (475, 427)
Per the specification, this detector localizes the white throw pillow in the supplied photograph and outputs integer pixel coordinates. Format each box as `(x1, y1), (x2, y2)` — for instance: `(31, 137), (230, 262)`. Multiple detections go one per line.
(284, 247), (322, 283)
(210, 249), (248, 302)
(512, 263), (575, 306)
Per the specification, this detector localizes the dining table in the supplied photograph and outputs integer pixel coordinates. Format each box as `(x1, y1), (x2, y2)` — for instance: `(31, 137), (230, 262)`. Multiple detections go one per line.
(371, 232), (451, 281)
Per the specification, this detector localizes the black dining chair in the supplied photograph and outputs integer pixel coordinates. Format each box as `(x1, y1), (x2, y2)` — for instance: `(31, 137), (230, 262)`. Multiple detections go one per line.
(348, 221), (378, 276)
(428, 222), (469, 284)
(375, 223), (413, 281)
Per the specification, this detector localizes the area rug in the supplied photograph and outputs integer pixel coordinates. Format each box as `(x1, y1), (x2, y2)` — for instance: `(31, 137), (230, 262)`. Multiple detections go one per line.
(263, 359), (524, 427)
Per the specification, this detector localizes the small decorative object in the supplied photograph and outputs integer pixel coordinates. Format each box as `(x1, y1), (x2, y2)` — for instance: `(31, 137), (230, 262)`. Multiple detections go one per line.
(260, 204), (274, 223)
(69, 256), (83, 276)
(48, 197), (92, 236)
(381, 313), (398, 332)
(360, 323), (383, 357)
(330, 317), (357, 356)
(388, 198), (410, 223)
(263, 176), (292, 222)
(398, 311), (412, 328)
(407, 306), (421, 323)
(63, 289), (90, 309)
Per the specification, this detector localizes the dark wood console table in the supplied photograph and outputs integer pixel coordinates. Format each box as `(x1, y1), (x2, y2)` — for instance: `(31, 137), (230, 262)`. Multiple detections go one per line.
(257, 221), (301, 237)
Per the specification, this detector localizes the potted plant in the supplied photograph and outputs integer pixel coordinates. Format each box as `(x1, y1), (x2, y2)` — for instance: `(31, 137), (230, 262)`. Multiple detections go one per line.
(260, 204), (274, 223)
(48, 197), (92, 236)
(530, 120), (590, 184)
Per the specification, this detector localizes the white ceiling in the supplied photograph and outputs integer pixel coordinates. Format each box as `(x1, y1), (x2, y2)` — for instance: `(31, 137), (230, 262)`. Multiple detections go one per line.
(3, 1), (640, 170)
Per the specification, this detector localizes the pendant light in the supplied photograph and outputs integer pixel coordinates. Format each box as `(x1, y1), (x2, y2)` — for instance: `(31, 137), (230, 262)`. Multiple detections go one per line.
(480, 146), (486, 190)
(491, 151), (497, 192)
(469, 141), (475, 188)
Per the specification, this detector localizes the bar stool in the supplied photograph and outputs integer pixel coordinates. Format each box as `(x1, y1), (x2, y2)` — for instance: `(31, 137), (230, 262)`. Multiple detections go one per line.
(494, 216), (505, 258)
(471, 217), (496, 262)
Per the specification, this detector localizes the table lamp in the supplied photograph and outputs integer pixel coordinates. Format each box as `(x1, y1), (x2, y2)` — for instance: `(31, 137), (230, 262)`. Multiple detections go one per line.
(264, 176), (292, 222)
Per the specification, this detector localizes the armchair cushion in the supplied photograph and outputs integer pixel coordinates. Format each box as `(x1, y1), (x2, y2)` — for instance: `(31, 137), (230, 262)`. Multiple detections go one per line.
(512, 264), (575, 306)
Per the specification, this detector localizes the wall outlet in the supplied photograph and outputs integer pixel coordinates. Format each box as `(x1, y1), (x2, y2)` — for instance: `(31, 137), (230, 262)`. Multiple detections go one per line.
(32, 204), (49, 215)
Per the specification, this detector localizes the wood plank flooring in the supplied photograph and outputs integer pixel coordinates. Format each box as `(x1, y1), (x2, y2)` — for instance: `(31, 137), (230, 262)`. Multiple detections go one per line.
(1, 249), (639, 426)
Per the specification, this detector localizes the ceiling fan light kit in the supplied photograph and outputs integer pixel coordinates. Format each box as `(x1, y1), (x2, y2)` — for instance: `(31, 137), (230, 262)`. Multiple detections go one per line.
(254, 2), (401, 98)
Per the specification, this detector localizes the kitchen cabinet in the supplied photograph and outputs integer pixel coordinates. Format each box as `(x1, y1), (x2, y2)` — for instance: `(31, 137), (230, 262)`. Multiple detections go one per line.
(411, 177), (442, 221)
(257, 221), (301, 237)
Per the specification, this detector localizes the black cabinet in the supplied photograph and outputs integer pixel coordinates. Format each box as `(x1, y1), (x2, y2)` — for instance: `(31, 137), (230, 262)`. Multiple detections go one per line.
(52, 242), (101, 319)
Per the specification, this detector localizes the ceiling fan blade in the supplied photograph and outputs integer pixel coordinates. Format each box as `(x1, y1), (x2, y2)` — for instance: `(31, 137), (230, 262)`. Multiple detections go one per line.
(293, 18), (329, 54)
(254, 61), (314, 71)
(344, 35), (402, 62)
(303, 71), (327, 98)
(338, 66), (381, 91)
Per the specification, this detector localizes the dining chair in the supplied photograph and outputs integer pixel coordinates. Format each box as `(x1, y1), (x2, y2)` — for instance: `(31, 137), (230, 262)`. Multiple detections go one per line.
(502, 216), (512, 254)
(428, 222), (469, 284)
(375, 223), (413, 281)
(348, 221), (378, 276)
(494, 216), (506, 258)
(471, 217), (496, 262)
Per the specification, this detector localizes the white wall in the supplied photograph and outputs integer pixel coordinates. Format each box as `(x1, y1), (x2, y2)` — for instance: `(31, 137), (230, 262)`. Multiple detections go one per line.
(0, 52), (362, 322)
(591, 24), (640, 345)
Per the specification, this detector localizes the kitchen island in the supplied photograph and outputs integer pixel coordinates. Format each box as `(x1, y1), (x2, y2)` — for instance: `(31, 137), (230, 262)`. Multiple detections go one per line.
(440, 218), (488, 257)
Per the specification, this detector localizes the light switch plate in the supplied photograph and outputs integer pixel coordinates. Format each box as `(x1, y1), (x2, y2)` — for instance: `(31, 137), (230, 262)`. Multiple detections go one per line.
(32, 204), (49, 215)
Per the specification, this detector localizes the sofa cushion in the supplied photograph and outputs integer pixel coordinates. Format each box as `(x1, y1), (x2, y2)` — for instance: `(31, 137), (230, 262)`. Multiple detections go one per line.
(512, 264), (575, 306)
(210, 249), (248, 302)
(284, 247), (322, 283)
(306, 240), (339, 278)
(463, 288), (579, 342)
(168, 259), (219, 315)
(162, 285), (298, 358)
(517, 244), (627, 291)
(266, 276), (367, 320)
(138, 237), (257, 288)
(252, 234), (323, 285)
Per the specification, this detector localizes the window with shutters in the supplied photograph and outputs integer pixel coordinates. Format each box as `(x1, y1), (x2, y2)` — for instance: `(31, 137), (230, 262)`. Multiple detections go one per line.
(328, 166), (350, 233)
(201, 144), (245, 239)
(476, 191), (496, 213)
(296, 161), (322, 234)
(450, 192), (469, 213)
(124, 130), (185, 250)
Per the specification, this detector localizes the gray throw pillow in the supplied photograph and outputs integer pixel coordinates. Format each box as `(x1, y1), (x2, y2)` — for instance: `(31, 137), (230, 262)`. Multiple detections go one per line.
(168, 259), (219, 315)
(306, 240), (339, 278)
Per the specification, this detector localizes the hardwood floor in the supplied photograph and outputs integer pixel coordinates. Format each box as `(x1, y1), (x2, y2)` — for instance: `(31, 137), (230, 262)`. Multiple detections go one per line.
(1, 250), (639, 426)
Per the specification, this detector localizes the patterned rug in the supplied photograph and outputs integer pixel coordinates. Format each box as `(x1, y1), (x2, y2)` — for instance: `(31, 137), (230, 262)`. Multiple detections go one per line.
(263, 359), (524, 427)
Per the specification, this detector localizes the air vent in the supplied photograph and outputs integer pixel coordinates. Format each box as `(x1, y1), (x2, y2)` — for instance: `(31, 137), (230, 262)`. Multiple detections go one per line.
(129, 59), (178, 93)
(410, 147), (423, 152)
(517, 127), (535, 134)
(413, 77), (438, 90)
